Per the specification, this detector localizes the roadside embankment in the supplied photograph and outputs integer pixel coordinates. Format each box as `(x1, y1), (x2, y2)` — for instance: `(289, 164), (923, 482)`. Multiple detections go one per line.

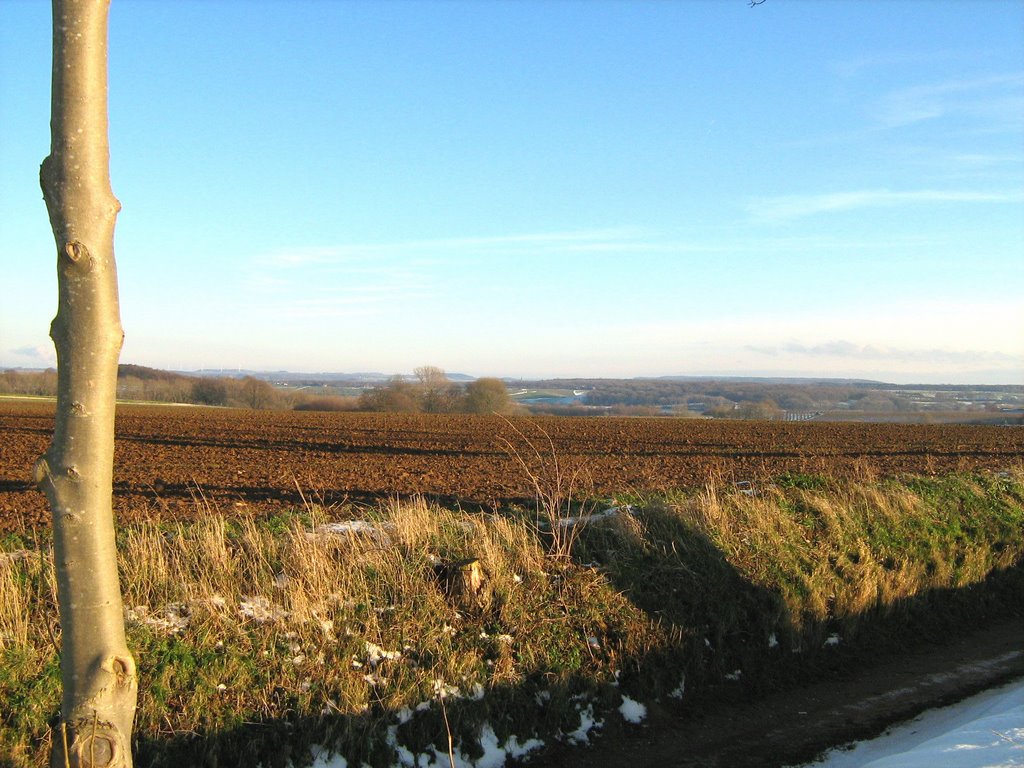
(1, 470), (1022, 766)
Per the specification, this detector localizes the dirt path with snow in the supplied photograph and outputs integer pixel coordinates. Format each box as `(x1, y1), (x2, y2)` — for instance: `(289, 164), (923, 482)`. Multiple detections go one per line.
(537, 618), (1024, 768)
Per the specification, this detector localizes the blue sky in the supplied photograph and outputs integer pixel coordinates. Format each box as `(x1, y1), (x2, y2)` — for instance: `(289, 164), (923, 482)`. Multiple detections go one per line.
(1, 0), (1022, 384)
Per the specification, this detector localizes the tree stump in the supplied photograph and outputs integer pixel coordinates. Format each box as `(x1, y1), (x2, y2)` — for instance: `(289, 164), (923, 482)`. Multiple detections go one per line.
(436, 557), (490, 613)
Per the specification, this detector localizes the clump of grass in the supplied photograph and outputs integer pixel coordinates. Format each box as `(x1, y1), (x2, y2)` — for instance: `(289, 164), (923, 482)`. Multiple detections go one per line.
(1, 469), (1022, 766)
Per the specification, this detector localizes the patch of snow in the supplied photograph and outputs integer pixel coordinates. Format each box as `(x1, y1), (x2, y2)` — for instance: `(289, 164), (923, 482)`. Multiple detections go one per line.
(735, 481), (756, 496)
(768, 633), (779, 649)
(824, 634), (841, 647)
(557, 504), (635, 529)
(364, 641), (402, 665)
(239, 595), (289, 622)
(433, 679), (462, 700)
(619, 696), (648, 723)
(504, 734), (545, 760)
(476, 725), (512, 768)
(317, 617), (334, 635)
(125, 603), (190, 634)
(385, 726), (418, 767)
(725, 670), (742, 681)
(668, 675), (686, 700)
(379, 719), (545, 768)
(798, 679), (1024, 768)
(306, 745), (347, 768)
(458, 724), (543, 768)
(566, 702), (603, 744)
(308, 520), (393, 544)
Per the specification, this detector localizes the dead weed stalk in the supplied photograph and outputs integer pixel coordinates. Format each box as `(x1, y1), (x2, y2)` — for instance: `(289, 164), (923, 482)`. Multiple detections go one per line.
(498, 417), (595, 559)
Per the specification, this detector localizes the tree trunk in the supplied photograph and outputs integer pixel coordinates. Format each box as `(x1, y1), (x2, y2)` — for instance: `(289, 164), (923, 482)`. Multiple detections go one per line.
(35, 1), (137, 766)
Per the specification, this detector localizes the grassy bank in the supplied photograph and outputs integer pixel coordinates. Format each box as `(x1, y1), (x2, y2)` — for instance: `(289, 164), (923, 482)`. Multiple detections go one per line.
(2, 469), (1023, 767)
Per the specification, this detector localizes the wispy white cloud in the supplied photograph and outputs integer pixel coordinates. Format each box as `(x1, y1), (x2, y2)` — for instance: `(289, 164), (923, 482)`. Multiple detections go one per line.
(832, 50), (964, 80)
(873, 72), (1024, 130)
(259, 228), (647, 268)
(237, 229), (614, 324)
(748, 188), (1023, 223)
(746, 340), (1020, 367)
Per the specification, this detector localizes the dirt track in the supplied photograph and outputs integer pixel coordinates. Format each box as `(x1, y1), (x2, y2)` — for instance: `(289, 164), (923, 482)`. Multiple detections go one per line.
(538, 618), (1024, 768)
(2, 400), (1022, 532)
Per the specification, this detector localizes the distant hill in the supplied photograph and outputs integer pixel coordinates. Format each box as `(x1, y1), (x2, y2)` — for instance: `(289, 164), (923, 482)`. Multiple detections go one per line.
(117, 364), (191, 382)
(650, 375), (885, 386)
(186, 369), (475, 384)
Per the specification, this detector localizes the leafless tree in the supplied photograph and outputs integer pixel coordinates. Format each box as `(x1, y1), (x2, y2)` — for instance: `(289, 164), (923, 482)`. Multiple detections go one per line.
(35, 1), (138, 765)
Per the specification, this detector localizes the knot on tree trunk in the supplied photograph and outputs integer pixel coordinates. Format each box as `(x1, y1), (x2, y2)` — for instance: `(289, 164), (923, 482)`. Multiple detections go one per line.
(62, 241), (92, 267)
(55, 720), (129, 768)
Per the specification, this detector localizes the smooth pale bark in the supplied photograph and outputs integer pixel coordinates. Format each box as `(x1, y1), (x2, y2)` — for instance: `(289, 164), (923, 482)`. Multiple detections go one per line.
(35, 1), (137, 766)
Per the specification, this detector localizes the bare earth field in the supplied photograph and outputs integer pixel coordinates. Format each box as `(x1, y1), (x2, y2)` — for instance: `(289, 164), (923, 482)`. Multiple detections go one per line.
(1, 400), (1021, 532)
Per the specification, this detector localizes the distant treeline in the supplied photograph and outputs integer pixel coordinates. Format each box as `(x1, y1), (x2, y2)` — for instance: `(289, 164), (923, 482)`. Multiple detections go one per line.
(516, 377), (1024, 419)
(1, 366), (291, 410)
(523, 378), (871, 410)
(4, 367), (1020, 420)
(0, 365), (515, 414)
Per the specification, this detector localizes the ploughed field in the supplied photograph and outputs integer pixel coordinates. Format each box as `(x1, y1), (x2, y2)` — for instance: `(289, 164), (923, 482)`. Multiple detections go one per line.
(2, 400), (1021, 532)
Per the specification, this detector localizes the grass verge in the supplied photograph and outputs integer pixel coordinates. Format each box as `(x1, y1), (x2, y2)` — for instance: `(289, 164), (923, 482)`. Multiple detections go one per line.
(1, 469), (1022, 767)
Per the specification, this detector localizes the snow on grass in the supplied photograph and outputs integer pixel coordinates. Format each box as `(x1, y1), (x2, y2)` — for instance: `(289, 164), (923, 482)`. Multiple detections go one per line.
(239, 594), (290, 622)
(557, 504), (635, 528)
(304, 715), (544, 768)
(476, 725), (544, 768)
(364, 641), (402, 665)
(296, 678), (1024, 768)
(668, 675), (686, 700)
(308, 520), (394, 544)
(566, 700), (604, 745)
(307, 745), (347, 768)
(125, 603), (190, 634)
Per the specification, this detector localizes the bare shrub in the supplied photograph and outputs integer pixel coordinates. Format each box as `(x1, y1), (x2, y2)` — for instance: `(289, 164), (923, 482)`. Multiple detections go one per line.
(499, 418), (595, 558)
